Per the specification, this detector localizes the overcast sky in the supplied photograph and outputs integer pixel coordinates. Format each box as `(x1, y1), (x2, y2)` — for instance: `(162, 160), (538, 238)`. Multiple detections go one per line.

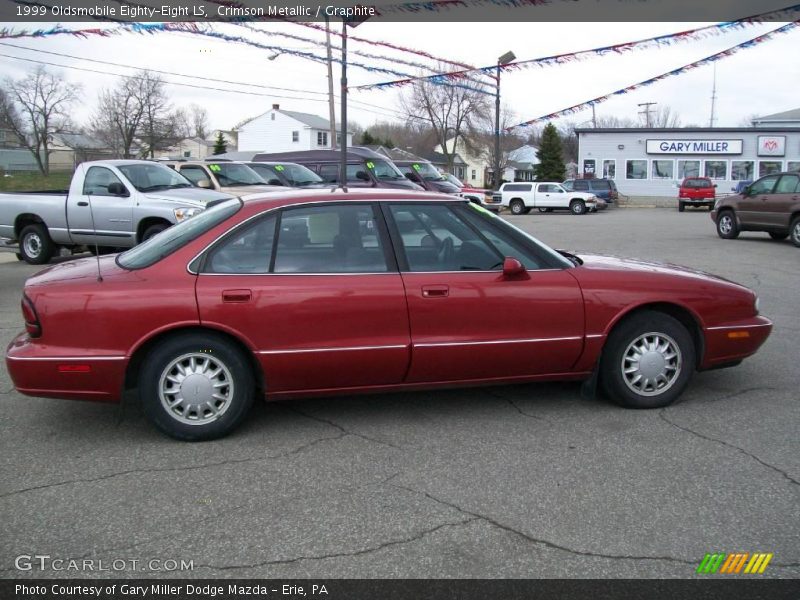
(1, 19), (798, 136)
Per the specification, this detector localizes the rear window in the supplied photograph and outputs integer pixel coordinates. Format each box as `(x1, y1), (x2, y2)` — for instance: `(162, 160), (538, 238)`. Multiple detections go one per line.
(590, 180), (611, 191)
(684, 179), (712, 188)
(116, 199), (241, 270)
(503, 184), (532, 192)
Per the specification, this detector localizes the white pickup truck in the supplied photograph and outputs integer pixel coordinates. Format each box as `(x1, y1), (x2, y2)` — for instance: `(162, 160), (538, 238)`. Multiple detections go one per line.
(0, 160), (232, 264)
(493, 182), (598, 215)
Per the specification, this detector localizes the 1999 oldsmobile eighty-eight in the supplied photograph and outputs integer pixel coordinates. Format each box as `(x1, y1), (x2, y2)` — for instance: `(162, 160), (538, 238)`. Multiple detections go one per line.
(6, 190), (772, 440)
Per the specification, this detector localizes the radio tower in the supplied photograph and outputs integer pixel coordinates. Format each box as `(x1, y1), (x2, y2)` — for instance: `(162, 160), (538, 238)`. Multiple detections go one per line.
(709, 64), (718, 127)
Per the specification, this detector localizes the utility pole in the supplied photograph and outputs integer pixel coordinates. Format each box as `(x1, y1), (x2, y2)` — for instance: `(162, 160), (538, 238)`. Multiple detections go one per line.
(325, 15), (336, 149)
(591, 103), (597, 127)
(638, 102), (657, 127)
(709, 63), (717, 128)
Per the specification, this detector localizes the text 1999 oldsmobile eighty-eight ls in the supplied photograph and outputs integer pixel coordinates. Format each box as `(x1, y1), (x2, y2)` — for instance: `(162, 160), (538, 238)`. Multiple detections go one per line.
(6, 190), (771, 440)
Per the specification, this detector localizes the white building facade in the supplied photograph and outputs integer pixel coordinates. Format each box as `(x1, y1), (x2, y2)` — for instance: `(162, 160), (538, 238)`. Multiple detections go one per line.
(577, 127), (800, 197)
(237, 104), (352, 153)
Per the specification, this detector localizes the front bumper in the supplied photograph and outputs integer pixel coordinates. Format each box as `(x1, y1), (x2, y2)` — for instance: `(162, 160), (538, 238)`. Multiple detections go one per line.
(6, 333), (126, 403)
(700, 316), (772, 370)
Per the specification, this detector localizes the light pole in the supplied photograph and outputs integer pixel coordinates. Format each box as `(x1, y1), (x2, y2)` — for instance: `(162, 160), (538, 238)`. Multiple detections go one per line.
(339, 15), (369, 189)
(494, 50), (516, 190)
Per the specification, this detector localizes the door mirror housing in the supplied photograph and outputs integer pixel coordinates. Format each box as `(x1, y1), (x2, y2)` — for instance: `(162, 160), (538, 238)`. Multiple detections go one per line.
(107, 182), (128, 196)
(356, 171), (370, 182)
(196, 179), (212, 189)
(502, 257), (528, 279)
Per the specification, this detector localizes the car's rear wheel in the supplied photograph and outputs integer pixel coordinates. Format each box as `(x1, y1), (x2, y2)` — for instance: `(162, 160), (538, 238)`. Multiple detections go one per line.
(19, 224), (55, 265)
(768, 232), (788, 241)
(678, 201), (685, 212)
(791, 216), (800, 248)
(570, 200), (586, 215)
(538, 207), (551, 213)
(600, 311), (695, 409)
(142, 223), (168, 241)
(139, 332), (255, 441)
(509, 199), (526, 215)
(716, 211), (739, 239)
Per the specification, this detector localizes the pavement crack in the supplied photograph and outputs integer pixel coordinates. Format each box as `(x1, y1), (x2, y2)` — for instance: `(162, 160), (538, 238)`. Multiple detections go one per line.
(286, 405), (402, 450)
(391, 483), (698, 566)
(0, 432), (347, 500)
(194, 518), (479, 571)
(486, 390), (550, 423)
(659, 410), (798, 487)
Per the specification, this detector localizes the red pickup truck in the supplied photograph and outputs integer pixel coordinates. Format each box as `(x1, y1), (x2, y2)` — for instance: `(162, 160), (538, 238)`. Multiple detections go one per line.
(678, 177), (716, 212)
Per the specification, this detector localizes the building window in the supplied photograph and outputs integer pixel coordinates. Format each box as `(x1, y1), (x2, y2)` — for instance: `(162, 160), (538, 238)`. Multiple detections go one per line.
(677, 160), (700, 179)
(183, 150), (191, 158)
(335, 133), (342, 146)
(292, 131), (299, 143)
(583, 159), (596, 177)
(704, 160), (727, 180)
(602, 160), (615, 179)
(731, 161), (754, 181)
(759, 161), (782, 177)
(471, 169), (476, 180)
(317, 131), (328, 147)
(455, 166), (465, 179)
(787, 161), (800, 173)
(651, 160), (674, 179)
(626, 160), (647, 179)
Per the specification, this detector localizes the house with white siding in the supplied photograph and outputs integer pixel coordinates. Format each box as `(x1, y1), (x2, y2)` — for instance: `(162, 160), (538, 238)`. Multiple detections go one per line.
(237, 104), (353, 153)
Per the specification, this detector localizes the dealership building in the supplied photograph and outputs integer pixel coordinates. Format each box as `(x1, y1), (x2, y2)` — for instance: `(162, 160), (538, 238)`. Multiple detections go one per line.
(575, 127), (800, 197)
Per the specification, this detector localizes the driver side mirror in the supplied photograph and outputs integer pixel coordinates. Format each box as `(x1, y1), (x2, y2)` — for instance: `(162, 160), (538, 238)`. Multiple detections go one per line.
(405, 172), (422, 182)
(197, 179), (212, 189)
(502, 257), (528, 279)
(107, 182), (128, 197)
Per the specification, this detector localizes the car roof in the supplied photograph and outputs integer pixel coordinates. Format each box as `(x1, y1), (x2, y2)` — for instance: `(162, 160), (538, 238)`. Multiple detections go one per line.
(234, 188), (463, 211)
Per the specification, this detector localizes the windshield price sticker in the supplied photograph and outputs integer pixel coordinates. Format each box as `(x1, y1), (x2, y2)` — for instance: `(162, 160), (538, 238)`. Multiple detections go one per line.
(366, 161), (375, 169)
(412, 163), (422, 171)
(208, 164), (221, 172)
(274, 165), (285, 171)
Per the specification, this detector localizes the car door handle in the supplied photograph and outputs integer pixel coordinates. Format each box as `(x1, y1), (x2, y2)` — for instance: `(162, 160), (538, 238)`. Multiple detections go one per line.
(77, 201), (89, 207)
(222, 289), (251, 303)
(422, 285), (449, 298)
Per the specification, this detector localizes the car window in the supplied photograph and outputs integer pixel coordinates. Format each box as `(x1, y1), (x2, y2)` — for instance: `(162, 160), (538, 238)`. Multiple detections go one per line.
(389, 204), (503, 272)
(504, 184), (532, 192)
(561, 181), (574, 191)
(749, 175), (779, 195)
(202, 214), (277, 274)
(592, 180), (611, 191)
(273, 204), (388, 273)
(181, 166), (211, 186)
(317, 164), (370, 184)
(318, 165), (338, 183)
(537, 184), (555, 193)
(455, 206), (545, 270)
(774, 174), (800, 194)
(83, 166), (126, 196)
(573, 180), (590, 191)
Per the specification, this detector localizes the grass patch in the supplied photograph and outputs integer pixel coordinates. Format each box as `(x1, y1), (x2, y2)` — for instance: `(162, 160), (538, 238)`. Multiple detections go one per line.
(0, 171), (73, 193)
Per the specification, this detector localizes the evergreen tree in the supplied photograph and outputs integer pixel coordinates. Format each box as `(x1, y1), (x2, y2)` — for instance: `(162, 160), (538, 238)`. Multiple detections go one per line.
(212, 131), (227, 155)
(360, 130), (376, 145)
(382, 137), (395, 149)
(533, 123), (566, 181)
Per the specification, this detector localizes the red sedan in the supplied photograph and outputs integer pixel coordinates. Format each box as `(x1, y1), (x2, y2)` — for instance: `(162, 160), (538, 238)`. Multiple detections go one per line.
(6, 190), (771, 440)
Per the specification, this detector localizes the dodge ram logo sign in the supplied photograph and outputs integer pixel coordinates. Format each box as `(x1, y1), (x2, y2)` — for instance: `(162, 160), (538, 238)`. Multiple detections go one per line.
(757, 136), (786, 157)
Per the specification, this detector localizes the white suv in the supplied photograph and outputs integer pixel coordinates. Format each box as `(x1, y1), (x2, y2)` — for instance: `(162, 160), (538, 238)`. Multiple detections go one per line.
(493, 182), (598, 215)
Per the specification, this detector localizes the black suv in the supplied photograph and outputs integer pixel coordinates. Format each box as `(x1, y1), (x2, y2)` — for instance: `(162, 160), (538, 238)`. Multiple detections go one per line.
(562, 178), (618, 202)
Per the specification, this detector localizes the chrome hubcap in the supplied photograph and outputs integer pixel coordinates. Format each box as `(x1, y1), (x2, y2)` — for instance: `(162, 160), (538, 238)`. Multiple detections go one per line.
(572, 203), (582, 214)
(621, 332), (682, 397)
(719, 216), (732, 234)
(23, 233), (42, 258)
(793, 222), (800, 244)
(159, 353), (234, 425)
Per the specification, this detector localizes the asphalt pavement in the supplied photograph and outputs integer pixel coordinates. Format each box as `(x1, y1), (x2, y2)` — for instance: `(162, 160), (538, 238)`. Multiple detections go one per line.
(0, 206), (797, 579)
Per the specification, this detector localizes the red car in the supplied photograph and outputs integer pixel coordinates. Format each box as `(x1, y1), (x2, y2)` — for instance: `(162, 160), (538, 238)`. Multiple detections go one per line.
(6, 190), (771, 440)
(678, 177), (717, 212)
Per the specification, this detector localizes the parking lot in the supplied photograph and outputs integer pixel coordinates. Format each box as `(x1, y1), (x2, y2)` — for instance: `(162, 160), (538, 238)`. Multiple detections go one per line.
(0, 206), (797, 579)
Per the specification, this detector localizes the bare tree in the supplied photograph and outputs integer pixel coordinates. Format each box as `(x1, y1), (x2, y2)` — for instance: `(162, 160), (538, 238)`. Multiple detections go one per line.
(91, 76), (147, 159)
(464, 105), (523, 184)
(134, 71), (181, 158)
(1, 66), (80, 175)
(187, 104), (209, 139)
(401, 71), (489, 170)
(641, 105), (682, 128)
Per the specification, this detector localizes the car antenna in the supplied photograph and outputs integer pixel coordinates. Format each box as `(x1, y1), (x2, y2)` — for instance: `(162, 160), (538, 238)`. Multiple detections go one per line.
(86, 191), (103, 282)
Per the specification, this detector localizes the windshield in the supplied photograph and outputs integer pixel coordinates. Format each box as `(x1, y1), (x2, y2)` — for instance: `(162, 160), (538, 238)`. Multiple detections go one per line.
(117, 163), (193, 192)
(466, 202), (573, 269)
(367, 159), (406, 181)
(409, 161), (446, 181)
(444, 173), (464, 187)
(251, 163), (323, 187)
(208, 163), (266, 187)
(116, 198), (241, 269)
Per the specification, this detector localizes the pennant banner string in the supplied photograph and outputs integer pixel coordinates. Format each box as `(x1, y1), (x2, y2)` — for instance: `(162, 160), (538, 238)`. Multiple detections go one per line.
(506, 21), (800, 130)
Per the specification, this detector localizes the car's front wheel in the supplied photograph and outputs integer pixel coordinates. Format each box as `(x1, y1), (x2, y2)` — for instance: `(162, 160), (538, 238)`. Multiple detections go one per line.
(139, 332), (255, 441)
(791, 216), (800, 248)
(570, 200), (586, 215)
(509, 199), (526, 215)
(716, 210), (739, 239)
(600, 311), (695, 409)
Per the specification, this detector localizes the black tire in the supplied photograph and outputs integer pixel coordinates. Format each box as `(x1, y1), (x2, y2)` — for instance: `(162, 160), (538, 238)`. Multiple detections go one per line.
(142, 223), (169, 241)
(570, 200), (586, 215)
(15, 253), (23, 261)
(139, 332), (255, 441)
(791, 216), (800, 248)
(768, 232), (788, 241)
(18, 224), (55, 265)
(509, 199), (526, 216)
(600, 310), (695, 409)
(716, 210), (739, 240)
(678, 202), (685, 213)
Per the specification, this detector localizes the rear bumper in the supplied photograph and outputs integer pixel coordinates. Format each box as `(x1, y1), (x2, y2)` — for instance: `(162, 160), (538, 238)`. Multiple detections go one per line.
(700, 316), (772, 370)
(5, 333), (126, 403)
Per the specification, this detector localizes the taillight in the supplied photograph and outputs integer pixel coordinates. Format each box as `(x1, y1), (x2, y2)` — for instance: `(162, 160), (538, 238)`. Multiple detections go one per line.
(21, 295), (41, 338)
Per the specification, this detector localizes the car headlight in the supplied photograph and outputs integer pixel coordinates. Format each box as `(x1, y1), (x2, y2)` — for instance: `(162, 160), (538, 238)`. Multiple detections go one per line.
(173, 207), (203, 222)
